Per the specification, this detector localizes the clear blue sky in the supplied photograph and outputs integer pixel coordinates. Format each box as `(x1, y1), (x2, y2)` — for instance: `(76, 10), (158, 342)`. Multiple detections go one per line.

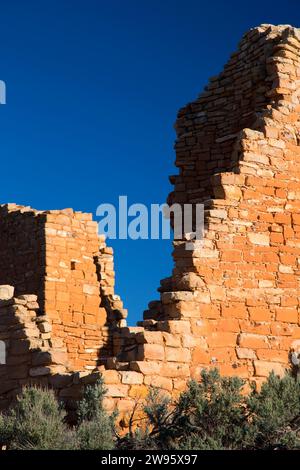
(0, 0), (299, 324)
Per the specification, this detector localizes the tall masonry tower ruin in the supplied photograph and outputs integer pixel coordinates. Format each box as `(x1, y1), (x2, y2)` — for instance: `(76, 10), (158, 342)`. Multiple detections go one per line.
(1, 24), (300, 421)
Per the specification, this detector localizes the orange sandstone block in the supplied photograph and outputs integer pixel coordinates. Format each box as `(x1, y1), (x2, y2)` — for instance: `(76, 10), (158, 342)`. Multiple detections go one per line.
(120, 371), (144, 385)
(62, 313), (73, 324)
(160, 362), (190, 378)
(165, 347), (191, 363)
(275, 307), (298, 323)
(209, 332), (237, 348)
(281, 296), (298, 307)
(243, 251), (263, 262)
(218, 363), (250, 378)
(238, 320), (271, 336)
(136, 331), (164, 344)
(256, 349), (288, 363)
(292, 327), (300, 339)
(199, 304), (220, 318)
(102, 370), (120, 384)
(221, 250), (242, 262)
(173, 378), (187, 392)
(163, 332), (181, 348)
(130, 361), (162, 375)
(238, 333), (269, 349)
(83, 304), (100, 316)
(158, 320), (191, 335)
(292, 213), (300, 225)
(56, 291), (70, 302)
(96, 307), (107, 326)
(144, 375), (173, 391)
(265, 126), (279, 139)
(271, 322), (294, 336)
(182, 334), (206, 348)
(139, 344), (165, 361)
(236, 347), (257, 360)
(218, 318), (240, 332)
(105, 384), (129, 398)
(192, 347), (210, 364)
(262, 252), (279, 263)
(84, 314), (97, 325)
(44, 291), (56, 302)
(210, 347), (236, 363)
(248, 307), (272, 322)
(222, 304), (248, 319)
(270, 232), (284, 244)
(190, 319), (214, 336)
(254, 360), (287, 378)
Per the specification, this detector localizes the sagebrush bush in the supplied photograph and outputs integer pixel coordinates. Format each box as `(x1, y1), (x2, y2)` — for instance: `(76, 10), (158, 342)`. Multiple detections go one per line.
(247, 372), (300, 449)
(122, 368), (250, 450)
(0, 387), (76, 449)
(0, 378), (116, 450)
(1, 370), (300, 450)
(121, 369), (300, 450)
(76, 377), (116, 450)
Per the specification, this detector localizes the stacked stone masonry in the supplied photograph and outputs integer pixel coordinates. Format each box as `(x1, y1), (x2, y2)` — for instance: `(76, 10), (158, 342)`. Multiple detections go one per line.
(0, 204), (127, 373)
(1, 24), (300, 425)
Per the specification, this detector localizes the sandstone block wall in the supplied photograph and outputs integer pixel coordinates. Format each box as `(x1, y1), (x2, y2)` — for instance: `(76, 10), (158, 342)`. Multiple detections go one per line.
(163, 24), (300, 389)
(107, 24), (300, 397)
(0, 287), (66, 410)
(44, 207), (108, 371)
(0, 204), (127, 372)
(1, 24), (300, 425)
(0, 205), (45, 302)
(0, 286), (113, 418)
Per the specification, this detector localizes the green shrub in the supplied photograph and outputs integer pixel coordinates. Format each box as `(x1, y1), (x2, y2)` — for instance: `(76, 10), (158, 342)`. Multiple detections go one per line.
(76, 377), (116, 450)
(121, 369), (300, 450)
(247, 372), (300, 449)
(0, 387), (75, 449)
(126, 368), (250, 450)
(0, 376), (116, 450)
(118, 388), (171, 450)
(2, 370), (300, 450)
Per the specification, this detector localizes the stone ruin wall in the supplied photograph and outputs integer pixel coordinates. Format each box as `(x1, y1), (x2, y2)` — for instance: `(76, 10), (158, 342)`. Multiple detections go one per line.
(1, 24), (300, 426)
(0, 204), (128, 376)
(163, 23), (300, 387)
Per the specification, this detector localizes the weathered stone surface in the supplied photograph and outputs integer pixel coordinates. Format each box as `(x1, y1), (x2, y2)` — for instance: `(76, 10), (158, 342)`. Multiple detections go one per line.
(236, 348), (257, 360)
(163, 332), (181, 348)
(254, 361), (287, 378)
(101, 370), (120, 384)
(139, 344), (165, 361)
(248, 233), (270, 246)
(165, 347), (191, 363)
(0, 286), (14, 300)
(144, 375), (173, 391)
(29, 366), (51, 377)
(160, 363), (190, 378)
(120, 371), (144, 385)
(37, 322), (52, 334)
(48, 374), (73, 388)
(105, 384), (129, 398)
(130, 361), (162, 375)
(136, 331), (164, 344)
(32, 351), (52, 366)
